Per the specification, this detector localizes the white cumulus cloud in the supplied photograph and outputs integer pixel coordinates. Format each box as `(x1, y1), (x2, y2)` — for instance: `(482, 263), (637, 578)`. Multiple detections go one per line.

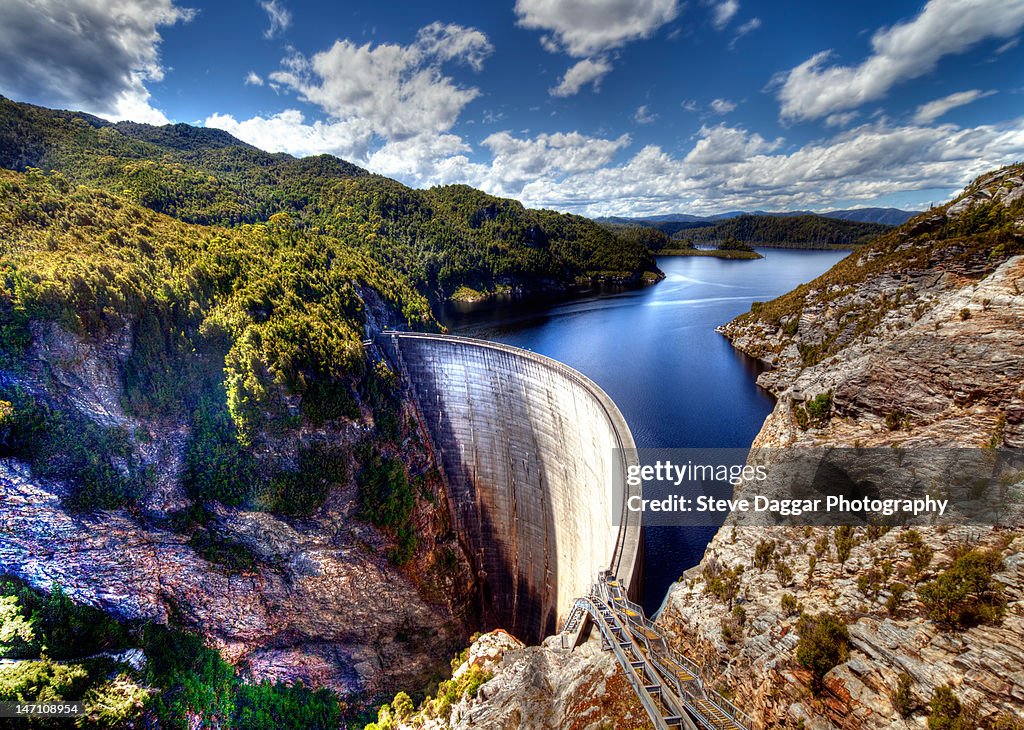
(550, 58), (612, 97)
(264, 22), (493, 141)
(481, 130), (631, 193)
(503, 117), (1024, 216)
(912, 89), (996, 123)
(245, 71), (264, 86)
(515, 0), (680, 56)
(205, 109), (373, 159)
(0, 0), (195, 124)
(777, 0), (1024, 122)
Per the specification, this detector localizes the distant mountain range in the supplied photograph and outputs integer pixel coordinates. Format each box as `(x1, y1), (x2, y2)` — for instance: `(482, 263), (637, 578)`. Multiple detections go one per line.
(598, 207), (920, 227)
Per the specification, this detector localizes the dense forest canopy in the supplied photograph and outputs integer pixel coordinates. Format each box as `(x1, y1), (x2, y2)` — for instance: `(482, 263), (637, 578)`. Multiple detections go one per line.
(0, 96), (658, 297)
(673, 214), (890, 249)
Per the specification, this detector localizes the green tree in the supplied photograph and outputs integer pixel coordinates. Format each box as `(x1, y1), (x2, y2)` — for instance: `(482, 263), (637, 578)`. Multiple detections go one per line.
(834, 525), (854, 568)
(0, 595), (36, 657)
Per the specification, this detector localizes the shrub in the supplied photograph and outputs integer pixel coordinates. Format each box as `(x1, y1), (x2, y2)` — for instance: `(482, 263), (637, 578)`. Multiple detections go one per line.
(814, 534), (830, 558)
(892, 672), (915, 717)
(260, 443), (347, 517)
(702, 562), (743, 609)
(358, 451), (418, 565)
(0, 595), (36, 658)
(0, 578), (129, 660)
(300, 378), (360, 424)
(856, 568), (883, 599)
(233, 680), (341, 730)
(793, 391), (833, 430)
(834, 526), (854, 567)
(918, 549), (1006, 628)
(885, 409), (912, 431)
(887, 583), (908, 615)
(927, 685), (961, 730)
(81, 675), (152, 727)
(795, 612), (849, 689)
(753, 539), (777, 571)
(184, 396), (260, 506)
(144, 624), (237, 727)
(0, 658), (91, 703)
(781, 593), (799, 617)
(774, 560), (794, 587)
(805, 391), (833, 422)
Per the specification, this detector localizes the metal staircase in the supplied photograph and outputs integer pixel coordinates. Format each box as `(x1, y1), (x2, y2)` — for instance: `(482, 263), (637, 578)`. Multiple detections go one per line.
(562, 572), (754, 730)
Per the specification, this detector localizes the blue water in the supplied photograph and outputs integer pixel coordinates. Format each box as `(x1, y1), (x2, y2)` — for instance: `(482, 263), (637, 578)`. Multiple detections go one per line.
(439, 249), (849, 612)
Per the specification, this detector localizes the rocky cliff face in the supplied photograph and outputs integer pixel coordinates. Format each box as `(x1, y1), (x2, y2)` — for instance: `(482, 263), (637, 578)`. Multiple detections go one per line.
(0, 310), (474, 703)
(656, 165), (1024, 728)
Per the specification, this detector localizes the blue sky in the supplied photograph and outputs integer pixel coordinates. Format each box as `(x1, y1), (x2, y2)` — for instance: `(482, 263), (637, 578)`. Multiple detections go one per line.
(2, 0), (1023, 216)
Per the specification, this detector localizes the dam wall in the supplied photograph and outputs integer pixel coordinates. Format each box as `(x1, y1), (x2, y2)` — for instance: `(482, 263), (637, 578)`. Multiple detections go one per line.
(380, 332), (641, 642)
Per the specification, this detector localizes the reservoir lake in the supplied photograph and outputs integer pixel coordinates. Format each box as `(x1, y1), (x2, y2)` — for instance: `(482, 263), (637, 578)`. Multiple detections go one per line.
(440, 248), (849, 612)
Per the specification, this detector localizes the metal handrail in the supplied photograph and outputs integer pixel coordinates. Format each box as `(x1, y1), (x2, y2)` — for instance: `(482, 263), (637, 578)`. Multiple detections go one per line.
(563, 574), (755, 730)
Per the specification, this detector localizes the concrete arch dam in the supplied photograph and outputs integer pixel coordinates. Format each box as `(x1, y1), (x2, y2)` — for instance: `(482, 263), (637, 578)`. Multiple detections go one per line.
(380, 332), (642, 643)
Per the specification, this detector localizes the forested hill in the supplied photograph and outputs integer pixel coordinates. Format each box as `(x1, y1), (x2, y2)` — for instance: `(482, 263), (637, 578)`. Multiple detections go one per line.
(0, 96), (659, 299)
(675, 213), (890, 249)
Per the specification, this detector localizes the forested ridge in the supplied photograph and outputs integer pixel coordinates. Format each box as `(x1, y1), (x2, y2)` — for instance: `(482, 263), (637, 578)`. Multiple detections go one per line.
(673, 213), (890, 249)
(0, 96), (658, 297)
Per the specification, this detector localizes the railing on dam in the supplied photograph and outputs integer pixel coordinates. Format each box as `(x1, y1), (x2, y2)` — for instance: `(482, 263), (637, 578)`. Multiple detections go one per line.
(562, 572), (754, 730)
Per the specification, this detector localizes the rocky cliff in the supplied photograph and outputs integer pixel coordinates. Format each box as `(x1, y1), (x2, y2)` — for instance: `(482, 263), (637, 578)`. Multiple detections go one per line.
(656, 165), (1024, 728)
(0, 310), (474, 703)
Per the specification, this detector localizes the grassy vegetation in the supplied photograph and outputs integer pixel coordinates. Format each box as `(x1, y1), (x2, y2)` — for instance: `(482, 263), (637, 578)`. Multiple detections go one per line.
(795, 612), (849, 691)
(357, 448), (418, 565)
(792, 391), (833, 430)
(0, 96), (659, 301)
(917, 549), (1006, 629)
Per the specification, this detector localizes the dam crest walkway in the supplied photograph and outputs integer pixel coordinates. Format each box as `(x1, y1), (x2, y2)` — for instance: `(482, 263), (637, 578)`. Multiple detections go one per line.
(562, 572), (753, 730)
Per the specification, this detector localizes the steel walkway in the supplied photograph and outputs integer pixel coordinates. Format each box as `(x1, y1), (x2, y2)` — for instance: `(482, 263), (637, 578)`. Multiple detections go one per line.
(561, 572), (754, 730)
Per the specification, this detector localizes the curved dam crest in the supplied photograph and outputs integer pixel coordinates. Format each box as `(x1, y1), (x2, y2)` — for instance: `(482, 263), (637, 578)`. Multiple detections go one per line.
(380, 332), (642, 642)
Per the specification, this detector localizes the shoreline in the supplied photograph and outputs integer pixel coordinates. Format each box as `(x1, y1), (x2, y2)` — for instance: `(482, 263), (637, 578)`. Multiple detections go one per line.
(657, 247), (762, 259)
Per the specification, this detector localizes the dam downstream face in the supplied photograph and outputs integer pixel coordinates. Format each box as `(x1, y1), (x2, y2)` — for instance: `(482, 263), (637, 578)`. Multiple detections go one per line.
(381, 332), (641, 643)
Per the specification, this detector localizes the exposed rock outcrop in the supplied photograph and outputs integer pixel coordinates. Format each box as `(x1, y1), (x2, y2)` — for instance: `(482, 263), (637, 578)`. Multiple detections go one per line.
(658, 165), (1024, 727)
(386, 630), (653, 730)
